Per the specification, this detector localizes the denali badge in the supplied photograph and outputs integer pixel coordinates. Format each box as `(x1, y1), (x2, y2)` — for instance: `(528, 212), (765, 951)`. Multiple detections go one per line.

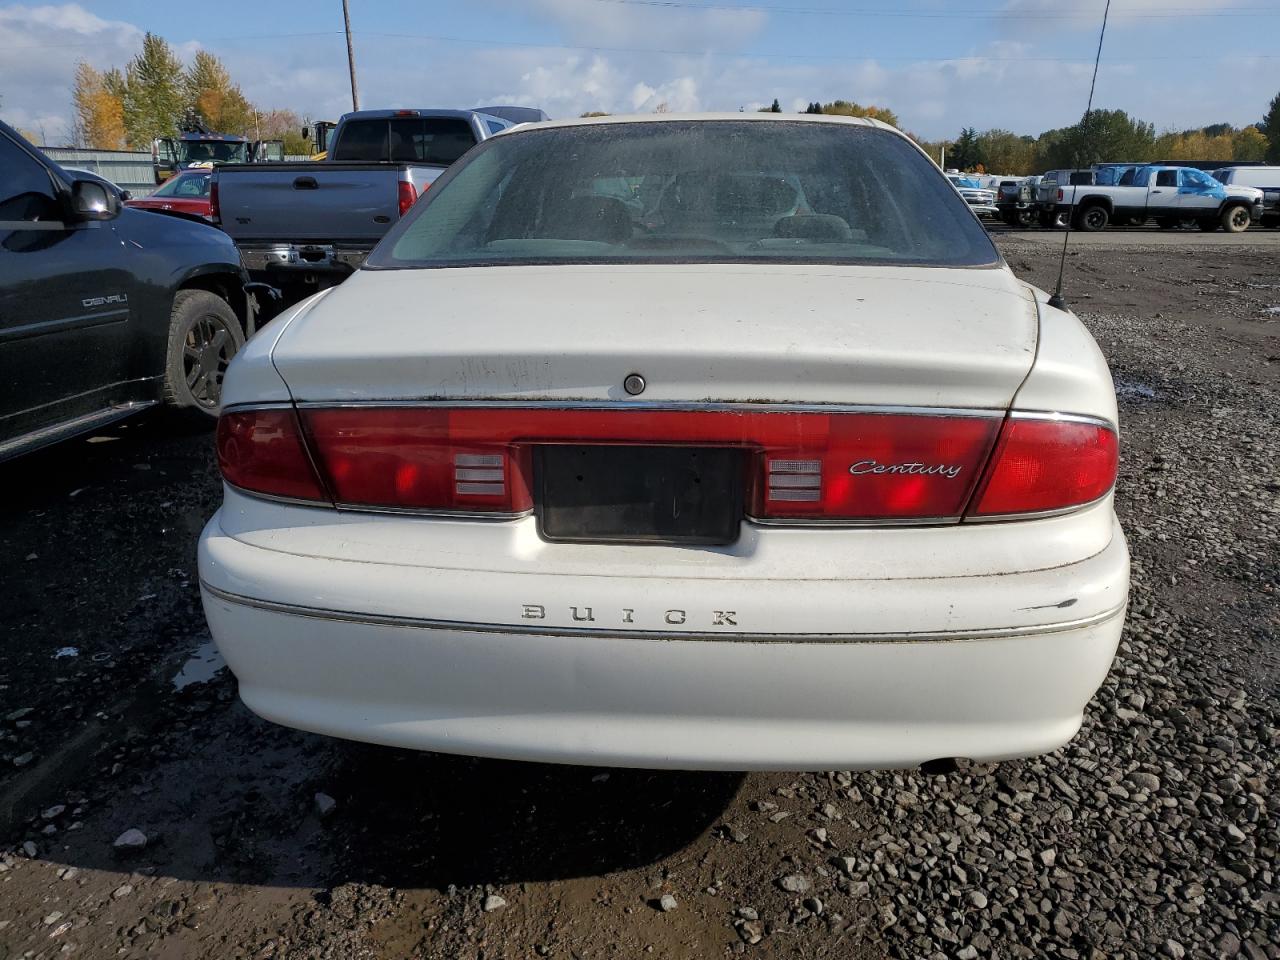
(850, 459), (963, 479)
(82, 294), (128, 308)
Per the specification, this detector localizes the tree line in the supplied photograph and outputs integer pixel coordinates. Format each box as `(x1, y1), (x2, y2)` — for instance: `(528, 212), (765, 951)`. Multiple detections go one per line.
(71, 33), (310, 154)
(926, 107), (1276, 175)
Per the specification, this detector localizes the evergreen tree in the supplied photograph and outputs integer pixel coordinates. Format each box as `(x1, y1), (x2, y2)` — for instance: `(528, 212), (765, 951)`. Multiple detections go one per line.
(1261, 92), (1280, 163)
(121, 33), (186, 145)
(769, 98), (782, 113)
(950, 127), (982, 170)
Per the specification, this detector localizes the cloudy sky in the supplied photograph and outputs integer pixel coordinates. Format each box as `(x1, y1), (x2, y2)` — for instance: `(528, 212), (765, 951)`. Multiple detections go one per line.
(1, 0), (1277, 145)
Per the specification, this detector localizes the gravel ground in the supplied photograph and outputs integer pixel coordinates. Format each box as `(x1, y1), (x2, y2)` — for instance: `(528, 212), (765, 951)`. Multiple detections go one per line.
(0, 238), (1277, 959)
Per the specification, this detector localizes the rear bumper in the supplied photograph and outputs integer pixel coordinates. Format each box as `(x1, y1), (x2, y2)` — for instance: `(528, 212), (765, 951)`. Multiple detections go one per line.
(237, 243), (370, 277)
(198, 507), (1128, 770)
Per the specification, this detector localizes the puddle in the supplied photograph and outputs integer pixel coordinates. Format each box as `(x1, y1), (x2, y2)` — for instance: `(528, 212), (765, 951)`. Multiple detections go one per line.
(1114, 378), (1157, 402)
(173, 638), (226, 691)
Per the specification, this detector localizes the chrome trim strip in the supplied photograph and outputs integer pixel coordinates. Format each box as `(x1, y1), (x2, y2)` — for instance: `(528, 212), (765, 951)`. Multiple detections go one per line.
(963, 489), (1115, 524)
(201, 581), (1127, 644)
(284, 399), (1008, 419)
(223, 399), (1117, 432)
(1009, 409), (1117, 431)
(747, 514), (962, 528)
(333, 502), (533, 521)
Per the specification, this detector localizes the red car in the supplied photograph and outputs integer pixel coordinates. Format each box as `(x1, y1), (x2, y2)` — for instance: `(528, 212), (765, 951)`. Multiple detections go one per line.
(126, 170), (213, 220)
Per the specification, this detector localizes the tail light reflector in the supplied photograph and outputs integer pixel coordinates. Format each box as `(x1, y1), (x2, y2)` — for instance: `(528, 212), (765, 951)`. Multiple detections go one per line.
(216, 409), (328, 502)
(397, 180), (419, 218)
(970, 417), (1118, 517)
(209, 178), (220, 222)
(214, 407), (1117, 522)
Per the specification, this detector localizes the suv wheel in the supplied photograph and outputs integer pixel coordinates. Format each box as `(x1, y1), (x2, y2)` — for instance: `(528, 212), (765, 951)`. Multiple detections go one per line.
(1077, 204), (1109, 231)
(1221, 204), (1251, 233)
(163, 290), (245, 414)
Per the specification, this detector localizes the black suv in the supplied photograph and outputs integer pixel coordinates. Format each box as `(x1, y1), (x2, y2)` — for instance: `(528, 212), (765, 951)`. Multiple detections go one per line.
(0, 121), (252, 460)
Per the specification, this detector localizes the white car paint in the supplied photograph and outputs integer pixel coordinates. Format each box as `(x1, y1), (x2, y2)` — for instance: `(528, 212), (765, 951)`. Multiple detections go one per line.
(199, 113), (1128, 770)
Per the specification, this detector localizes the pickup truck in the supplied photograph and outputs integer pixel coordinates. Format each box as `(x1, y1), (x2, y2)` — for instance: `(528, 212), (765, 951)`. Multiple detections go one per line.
(1043, 164), (1263, 232)
(213, 108), (519, 296)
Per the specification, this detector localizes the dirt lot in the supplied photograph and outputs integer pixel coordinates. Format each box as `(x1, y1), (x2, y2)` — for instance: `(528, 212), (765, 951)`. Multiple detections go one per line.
(1, 235), (1277, 959)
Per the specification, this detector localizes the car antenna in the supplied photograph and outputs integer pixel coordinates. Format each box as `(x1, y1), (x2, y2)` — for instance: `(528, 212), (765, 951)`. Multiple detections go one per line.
(1048, 0), (1112, 311)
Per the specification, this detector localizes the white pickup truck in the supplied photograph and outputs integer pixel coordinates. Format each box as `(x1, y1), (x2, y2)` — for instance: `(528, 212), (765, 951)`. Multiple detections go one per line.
(1042, 165), (1263, 232)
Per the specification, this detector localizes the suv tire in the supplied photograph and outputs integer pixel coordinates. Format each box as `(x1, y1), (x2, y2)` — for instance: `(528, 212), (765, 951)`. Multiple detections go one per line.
(163, 290), (245, 415)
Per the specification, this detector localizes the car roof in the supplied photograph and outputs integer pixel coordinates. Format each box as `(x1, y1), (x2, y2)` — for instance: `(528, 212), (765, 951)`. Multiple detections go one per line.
(489, 111), (897, 136)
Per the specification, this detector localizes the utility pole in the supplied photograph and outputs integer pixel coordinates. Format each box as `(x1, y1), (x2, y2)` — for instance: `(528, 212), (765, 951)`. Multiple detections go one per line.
(342, 0), (360, 111)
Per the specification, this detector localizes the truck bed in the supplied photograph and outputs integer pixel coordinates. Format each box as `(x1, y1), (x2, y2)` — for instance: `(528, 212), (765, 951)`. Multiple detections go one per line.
(214, 161), (444, 244)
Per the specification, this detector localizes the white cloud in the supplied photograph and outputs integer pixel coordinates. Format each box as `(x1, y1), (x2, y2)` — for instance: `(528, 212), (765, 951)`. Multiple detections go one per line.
(2, 3), (1274, 146)
(490, 0), (767, 50)
(0, 4), (143, 141)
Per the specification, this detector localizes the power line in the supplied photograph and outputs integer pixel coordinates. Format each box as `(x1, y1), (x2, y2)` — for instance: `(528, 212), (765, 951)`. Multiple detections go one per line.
(586, 0), (1280, 17)
(7, 28), (1280, 64)
(358, 30), (1280, 64)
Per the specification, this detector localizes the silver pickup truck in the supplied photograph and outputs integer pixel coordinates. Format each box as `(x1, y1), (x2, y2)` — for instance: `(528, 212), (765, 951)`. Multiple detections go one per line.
(213, 109), (519, 293)
(1037, 165), (1263, 232)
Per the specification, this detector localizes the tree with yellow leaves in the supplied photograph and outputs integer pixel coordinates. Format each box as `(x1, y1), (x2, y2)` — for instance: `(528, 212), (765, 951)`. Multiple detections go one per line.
(186, 50), (254, 135)
(72, 61), (126, 149)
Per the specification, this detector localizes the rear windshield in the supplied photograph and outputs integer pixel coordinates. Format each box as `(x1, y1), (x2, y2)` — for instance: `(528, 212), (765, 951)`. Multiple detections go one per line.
(369, 121), (999, 269)
(331, 117), (477, 164)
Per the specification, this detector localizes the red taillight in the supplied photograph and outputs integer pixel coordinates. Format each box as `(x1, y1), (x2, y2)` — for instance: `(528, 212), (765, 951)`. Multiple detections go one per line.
(209, 179), (220, 222)
(970, 417), (1117, 517)
(216, 409), (328, 502)
(1057, 188), (1064, 201)
(216, 406), (1117, 522)
(397, 180), (418, 218)
(302, 408), (531, 514)
(751, 414), (999, 520)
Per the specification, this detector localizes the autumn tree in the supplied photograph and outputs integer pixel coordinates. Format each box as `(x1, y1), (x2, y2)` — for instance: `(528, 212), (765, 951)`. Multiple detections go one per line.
(121, 33), (186, 145)
(185, 50), (254, 134)
(1233, 126), (1269, 162)
(72, 61), (126, 149)
(255, 108), (309, 155)
(817, 99), (900, 129)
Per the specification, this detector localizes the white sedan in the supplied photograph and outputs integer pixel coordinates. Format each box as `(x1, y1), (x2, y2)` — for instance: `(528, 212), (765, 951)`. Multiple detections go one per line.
(200, 113), (1128, 771)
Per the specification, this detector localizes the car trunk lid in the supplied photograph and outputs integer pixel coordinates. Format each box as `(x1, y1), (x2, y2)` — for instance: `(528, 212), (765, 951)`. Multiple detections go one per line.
(269, 263), (1037, 409)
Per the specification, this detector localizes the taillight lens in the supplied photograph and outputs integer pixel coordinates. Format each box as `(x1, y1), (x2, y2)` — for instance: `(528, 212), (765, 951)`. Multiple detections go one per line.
(397, 180), (418, 218)
(752, 414), (999, 520)
(215, 406), (1117, 522)
(216, 408), (328, 502)
(970, 417), (1118, 517)
(302, 408), (531, 514)
(209, 179), (220, 222)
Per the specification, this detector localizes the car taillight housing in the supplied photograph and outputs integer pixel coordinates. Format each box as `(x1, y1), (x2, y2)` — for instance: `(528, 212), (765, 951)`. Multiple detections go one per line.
(397, 180), (419, 218)
(215, 406), (1117, 522)
(969, 416), (1118, 517)
(215, 408), (327, 502)
(209, 179), (220, 222)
